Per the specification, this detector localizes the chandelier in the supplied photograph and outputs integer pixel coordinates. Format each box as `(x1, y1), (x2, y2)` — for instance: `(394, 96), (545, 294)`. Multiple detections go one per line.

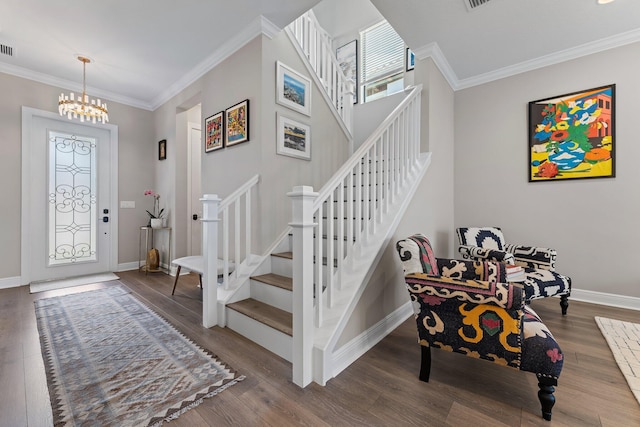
(58, 56), (109, 124)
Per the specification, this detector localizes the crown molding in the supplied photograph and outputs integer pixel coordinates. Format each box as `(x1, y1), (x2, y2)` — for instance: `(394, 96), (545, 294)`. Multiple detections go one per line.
(149, 15), (282, 110)
(412, 42), (458, 90)
(0, 61), (153, 110)
(456, 27), (640, 90)
(413, 27), (640, 92)
(0, 15), (283, 112)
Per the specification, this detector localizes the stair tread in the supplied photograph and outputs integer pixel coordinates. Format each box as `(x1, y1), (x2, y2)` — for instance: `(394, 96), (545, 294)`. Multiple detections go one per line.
(227, 298), (292, 336)
(251, 272), (292, 291)
(271, 251), (293, 259)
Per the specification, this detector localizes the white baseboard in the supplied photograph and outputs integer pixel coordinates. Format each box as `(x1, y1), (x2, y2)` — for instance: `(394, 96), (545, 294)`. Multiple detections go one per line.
(0, 276), (22, 289)
(330, 301), (413, 380)
(117, 262), (140, 272)
(571, 288), (640, 311)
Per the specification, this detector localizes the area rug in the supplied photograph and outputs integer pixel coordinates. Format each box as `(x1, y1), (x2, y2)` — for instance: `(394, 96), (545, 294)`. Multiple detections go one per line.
(35, 285), (244, 426)
(595, 316), (640, 406)
(30, 272), (120, 293)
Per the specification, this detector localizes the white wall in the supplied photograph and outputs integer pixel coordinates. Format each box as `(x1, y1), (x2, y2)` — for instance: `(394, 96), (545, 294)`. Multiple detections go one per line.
(455, 41), (640, 299)
(353, 90), (405, 149)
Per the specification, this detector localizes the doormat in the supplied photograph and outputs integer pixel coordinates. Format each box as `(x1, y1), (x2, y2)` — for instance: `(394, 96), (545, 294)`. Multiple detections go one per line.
(595, 316), (640, 406)
(30, 272), (119, 293)
(35, 284), (244, 426)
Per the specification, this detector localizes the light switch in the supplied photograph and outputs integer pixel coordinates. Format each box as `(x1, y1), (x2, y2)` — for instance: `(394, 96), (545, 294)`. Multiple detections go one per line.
(120, 201), (135, 209)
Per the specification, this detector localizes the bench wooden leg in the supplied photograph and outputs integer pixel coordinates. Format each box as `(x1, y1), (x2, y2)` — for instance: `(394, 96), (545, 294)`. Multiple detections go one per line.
(171, 266), (182, 295)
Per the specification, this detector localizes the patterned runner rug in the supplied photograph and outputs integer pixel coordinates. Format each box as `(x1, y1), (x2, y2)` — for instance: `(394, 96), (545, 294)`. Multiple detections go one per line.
(35, 284), (244, 426)
(595, 316), (640, 406)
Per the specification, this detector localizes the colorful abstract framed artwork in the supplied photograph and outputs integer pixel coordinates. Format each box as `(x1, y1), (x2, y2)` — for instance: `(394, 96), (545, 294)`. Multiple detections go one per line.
(204, 111), (224, 153)
(528, 84), (615, 182)
(336, 40), (358, 104)
(276, 61), (311, 116)
(225, 99), (249, 147)
(276, 113), (311, 160)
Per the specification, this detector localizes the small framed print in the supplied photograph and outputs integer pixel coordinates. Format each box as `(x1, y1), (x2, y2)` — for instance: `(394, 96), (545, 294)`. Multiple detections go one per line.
(158, 139), (167, 160)
(276, 61), (311, 116)
(406, 48), (415, 71)
(276, 113), (310, 160)
(205, 111), (224, 153)
(225, 99), (250, 147)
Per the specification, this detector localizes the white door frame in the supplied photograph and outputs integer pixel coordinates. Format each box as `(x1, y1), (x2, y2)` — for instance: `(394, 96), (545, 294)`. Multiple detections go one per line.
(186, 121), (201, 256)
(21, 106), (119, 285)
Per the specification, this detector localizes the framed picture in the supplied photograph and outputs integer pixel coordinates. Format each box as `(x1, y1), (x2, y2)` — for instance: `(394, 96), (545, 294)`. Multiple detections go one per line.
(528, 84), (615, 182)
(276, 61), (311, 116)
(406, 48), (415, 71)
(225, 99), (250, 147)
(205, 111), (224, 152)
(276, 113), (311, 160)
(158, 139), (167, 160)
(336, 40), (358, 104)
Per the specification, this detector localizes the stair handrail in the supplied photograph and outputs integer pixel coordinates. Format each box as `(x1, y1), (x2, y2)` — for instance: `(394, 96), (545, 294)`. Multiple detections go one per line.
(289, 85), (423, 386)
(287, 10), (354, 134)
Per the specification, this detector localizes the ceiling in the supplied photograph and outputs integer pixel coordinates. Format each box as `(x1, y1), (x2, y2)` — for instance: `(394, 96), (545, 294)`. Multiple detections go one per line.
(1, 0), (639, 110)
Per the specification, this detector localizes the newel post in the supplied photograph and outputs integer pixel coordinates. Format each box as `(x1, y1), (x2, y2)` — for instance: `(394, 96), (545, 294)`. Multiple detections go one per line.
(201, 194), (221, 328)
(288, 185), (318, 387)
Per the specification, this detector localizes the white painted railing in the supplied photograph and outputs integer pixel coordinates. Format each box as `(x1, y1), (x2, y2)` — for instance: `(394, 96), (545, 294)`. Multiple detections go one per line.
(287, 10), (354, 133)
(218, 174), (259, 289)
(201, 175), (259, 328)
(289, 85), (423, 386)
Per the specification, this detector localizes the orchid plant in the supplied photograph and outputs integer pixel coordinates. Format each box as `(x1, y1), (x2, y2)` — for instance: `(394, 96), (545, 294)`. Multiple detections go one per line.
(144, 190), (164, 219)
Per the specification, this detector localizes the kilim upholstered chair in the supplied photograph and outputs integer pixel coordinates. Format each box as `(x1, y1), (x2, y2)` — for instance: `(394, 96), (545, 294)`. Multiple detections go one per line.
(396, 234), (564, 421)
(456, 227), (571, 315)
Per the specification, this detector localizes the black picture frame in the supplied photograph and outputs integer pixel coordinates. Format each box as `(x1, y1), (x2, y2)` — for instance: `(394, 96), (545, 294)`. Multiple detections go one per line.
(205, 111), (224, 153)
(528, 84), (615, 182)
(336, 40), (358, 104)
(406, 48), (415, 71)
(225, 99), (250, 147)
(158, 139), (167, 160)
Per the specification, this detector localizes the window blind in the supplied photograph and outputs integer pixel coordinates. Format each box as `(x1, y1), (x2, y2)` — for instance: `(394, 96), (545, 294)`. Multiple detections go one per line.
(361, 20), (405, 84)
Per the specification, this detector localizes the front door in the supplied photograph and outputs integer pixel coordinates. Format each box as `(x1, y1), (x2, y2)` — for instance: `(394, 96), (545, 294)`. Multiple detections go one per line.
(23, 108), (117, 283)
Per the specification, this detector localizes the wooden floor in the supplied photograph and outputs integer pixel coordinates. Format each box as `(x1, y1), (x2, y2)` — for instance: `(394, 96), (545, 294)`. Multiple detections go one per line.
(2, 270), (640, 426)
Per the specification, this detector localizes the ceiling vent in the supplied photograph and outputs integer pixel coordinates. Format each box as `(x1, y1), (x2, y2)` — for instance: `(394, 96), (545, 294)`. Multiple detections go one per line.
(465, 0), (492, 11)
(0, 44), (13, 57)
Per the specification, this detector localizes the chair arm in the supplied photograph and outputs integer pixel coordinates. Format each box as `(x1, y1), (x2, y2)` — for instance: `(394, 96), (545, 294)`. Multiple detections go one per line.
(504, 244), (556, 271)
(436, 258), (507, 283)
(405, 273), (525, 310)
(405, 273), (525, 368)
(458, 245), (515, 265)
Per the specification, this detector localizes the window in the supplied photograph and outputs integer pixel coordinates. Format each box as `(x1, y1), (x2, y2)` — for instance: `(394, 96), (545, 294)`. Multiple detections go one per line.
(360, 20), (405, 103)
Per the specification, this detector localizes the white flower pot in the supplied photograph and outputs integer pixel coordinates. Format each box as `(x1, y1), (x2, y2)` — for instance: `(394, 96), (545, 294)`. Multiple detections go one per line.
(150, 218), (163, 228)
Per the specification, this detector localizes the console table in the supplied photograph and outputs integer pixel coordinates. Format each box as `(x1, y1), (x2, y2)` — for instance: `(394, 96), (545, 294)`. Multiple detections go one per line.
(139, 226), (171, 274)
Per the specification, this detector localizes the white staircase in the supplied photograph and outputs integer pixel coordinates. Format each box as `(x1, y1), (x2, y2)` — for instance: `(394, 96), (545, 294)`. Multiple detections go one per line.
(199, 10), (431, 388)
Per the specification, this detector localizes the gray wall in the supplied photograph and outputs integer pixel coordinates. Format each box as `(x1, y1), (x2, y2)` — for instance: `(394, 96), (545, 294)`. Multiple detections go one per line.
(455, 41), (640, 299)
(153, 32), (350, 260)
(0, 72), (154, 281)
